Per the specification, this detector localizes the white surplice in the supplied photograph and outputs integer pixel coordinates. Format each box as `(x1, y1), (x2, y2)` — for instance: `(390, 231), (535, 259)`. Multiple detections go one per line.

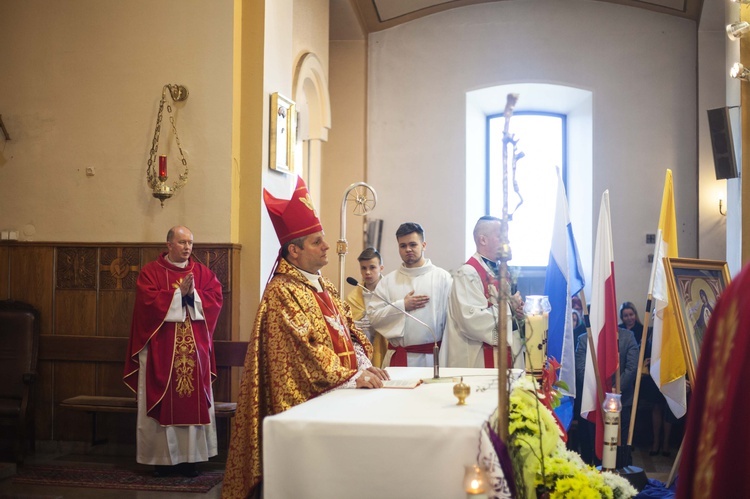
(439, 254), (524, 369)
(367, 259), (452, 367)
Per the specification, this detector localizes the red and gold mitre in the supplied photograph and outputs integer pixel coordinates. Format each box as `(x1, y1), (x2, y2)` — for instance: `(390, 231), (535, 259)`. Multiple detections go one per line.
(263, 175), (323, 245)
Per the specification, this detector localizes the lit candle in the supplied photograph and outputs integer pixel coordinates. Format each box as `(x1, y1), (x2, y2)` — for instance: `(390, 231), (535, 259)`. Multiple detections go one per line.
(601, 392), (622, 471)
(159, 155), (167, 179)
(464, 464), (489, 499)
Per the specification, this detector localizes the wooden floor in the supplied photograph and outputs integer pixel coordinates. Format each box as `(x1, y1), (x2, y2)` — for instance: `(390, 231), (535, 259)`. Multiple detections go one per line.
(0, 443), (676, 498)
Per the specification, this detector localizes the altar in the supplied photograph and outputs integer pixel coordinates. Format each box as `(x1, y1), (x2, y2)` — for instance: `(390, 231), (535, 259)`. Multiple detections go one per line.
(262, 367), (503, 499)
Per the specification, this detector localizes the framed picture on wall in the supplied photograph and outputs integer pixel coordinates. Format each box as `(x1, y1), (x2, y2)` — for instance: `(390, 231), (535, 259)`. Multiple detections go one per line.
(663, 257), (731, 382)
(269, 92), (296, 173)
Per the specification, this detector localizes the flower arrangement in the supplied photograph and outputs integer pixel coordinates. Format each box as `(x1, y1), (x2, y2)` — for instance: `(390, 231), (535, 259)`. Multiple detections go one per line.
(506, 375), (637, 499)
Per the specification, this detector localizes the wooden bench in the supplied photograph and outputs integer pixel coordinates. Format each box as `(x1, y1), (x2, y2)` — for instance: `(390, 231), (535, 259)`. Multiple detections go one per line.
(60, 396), (237, 445)
(45, 338), (249, 446)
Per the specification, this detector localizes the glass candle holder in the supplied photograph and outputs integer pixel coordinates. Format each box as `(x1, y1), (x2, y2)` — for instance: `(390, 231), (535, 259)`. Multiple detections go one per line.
(601, 392), (622, 470)
(463, 464), (489, 499)
(523, 295), (551, 378)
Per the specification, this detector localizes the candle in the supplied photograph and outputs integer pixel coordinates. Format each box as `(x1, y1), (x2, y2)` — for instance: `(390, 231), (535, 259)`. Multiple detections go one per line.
(524, 312), (548, 375)
(464, 464), (488, 499)
(158, 155), (167, 179)
(601, 392), (622, 470)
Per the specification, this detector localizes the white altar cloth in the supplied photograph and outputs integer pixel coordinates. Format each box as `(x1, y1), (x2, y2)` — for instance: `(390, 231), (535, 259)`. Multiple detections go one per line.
(263, 367), (503, 499)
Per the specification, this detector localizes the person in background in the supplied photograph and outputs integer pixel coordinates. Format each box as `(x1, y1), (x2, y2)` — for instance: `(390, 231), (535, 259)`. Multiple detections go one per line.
(124, 226), (223, 478)
(367, 222), (452, 367)
(439, 215), (525, 369)
(222, 177), (388, 498)
(572, 308), (587, 340)
(619, 301), (676, 457)
(346, 247), (388, 367)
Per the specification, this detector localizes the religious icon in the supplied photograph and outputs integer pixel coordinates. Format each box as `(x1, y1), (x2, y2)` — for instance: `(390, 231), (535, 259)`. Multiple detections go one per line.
(663, 257), (731, 382)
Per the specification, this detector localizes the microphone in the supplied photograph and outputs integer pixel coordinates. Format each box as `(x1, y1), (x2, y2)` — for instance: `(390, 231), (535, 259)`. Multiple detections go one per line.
(346, 277), (440, 379)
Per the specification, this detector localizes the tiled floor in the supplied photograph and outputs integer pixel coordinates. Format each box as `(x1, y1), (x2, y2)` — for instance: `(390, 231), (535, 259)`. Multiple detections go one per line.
(0, 443), (676, 498)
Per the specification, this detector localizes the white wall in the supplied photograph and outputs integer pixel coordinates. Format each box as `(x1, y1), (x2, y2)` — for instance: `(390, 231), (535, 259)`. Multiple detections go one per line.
(0, 0), (234, 243)
(367, 0), (697, 309)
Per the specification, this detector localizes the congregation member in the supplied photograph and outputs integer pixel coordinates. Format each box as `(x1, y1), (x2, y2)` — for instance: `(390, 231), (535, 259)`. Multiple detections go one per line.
(439, 215), (525, 369)
(346, 247), (388, 368)
(618, 301), (673, 456)
(222, 176), (388, 498)
(574, 327), (639, 465)
(123, 226), (224, 478)
(367, 222), (452, 367)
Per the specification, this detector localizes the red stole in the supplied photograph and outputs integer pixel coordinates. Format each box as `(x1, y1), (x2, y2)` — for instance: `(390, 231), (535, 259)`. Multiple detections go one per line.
(465, 257), (511, 369)
(314, 290), (357, 370)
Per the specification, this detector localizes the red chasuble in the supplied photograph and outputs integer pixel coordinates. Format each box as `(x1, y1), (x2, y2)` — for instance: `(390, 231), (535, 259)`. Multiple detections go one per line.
(677, 263), (750, 499)
(123, 253), (223, 426)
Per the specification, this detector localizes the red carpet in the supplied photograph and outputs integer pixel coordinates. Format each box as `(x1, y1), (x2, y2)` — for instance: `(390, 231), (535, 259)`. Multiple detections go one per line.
(13, 465), (223, 493)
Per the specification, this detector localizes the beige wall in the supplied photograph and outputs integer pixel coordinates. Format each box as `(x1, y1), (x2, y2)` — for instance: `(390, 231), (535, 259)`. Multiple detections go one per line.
(0, 0), (234, 243)
(0, 0), (337, 339)
(366, 0), (698, 308)
(323, 40), (369, 289)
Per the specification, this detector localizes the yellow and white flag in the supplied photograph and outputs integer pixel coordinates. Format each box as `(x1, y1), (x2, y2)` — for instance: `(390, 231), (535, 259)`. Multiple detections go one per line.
(649, 169), (687, 418)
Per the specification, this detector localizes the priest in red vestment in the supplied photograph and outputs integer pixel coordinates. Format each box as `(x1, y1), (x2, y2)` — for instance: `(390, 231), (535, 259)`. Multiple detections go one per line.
(222, 176), (388, 499)
(677, 263), (749, 498)
(123, 225), (223, 477)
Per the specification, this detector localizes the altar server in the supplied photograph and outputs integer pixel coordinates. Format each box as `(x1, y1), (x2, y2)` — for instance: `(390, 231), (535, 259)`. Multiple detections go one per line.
(367, 222), (452, 367)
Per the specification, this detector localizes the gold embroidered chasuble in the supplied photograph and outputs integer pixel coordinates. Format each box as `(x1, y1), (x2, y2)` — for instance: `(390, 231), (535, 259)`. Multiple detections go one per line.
(222, 259), (372, 498)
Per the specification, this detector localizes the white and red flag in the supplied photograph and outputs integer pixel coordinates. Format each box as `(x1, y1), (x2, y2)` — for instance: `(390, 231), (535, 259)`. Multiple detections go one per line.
(581, 190), (620, 460)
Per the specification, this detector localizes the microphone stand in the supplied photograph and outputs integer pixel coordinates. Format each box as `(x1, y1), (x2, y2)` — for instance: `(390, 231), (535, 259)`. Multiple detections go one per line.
(347, 277), (440, 379)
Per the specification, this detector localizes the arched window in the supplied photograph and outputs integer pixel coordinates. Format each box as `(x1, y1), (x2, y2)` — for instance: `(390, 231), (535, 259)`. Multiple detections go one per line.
(487, 112), (565, 267)
(466, 83), (593, 295)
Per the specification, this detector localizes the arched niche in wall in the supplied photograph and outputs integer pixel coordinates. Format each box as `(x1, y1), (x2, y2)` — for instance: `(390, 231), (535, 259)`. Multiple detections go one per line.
(293, 52), (332, 204)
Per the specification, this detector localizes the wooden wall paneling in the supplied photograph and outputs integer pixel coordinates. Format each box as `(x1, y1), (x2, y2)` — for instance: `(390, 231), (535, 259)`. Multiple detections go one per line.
(230, 247), (240, 341)
(214, 299), (231, 341)
(141, 247), (161, 268)
(0, 245), (9, 300)
(97, 362), (137, 444)
(54, 290), (97, 336)
(34, 361), (55, 440)
(54, 362), (96, 441)
(9, 245), (54, 334)
(97, 363), (131, 398)
(99, 290), (136, 338)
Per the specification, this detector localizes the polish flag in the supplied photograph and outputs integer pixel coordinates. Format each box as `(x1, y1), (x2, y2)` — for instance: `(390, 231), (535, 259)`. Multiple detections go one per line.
(581, 190), (620, 460)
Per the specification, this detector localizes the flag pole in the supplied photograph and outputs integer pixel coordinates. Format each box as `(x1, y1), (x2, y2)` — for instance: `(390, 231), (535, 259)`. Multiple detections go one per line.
(496, 93), (519, 443)
(627, 228), (663, 446)
(626, 296), (653, 446)
(578, 291), (606, 420)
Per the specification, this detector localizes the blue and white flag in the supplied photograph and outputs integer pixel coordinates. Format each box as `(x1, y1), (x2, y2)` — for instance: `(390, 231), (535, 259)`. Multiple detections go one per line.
(543, 168), (585, 396)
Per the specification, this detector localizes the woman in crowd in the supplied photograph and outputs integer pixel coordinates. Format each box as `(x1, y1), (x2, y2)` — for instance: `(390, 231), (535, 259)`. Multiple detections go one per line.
(618, 302), (673, 456)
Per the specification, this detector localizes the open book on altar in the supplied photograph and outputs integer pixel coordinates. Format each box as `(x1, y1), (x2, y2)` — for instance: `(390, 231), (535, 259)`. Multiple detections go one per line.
(382, 378), (423, 389)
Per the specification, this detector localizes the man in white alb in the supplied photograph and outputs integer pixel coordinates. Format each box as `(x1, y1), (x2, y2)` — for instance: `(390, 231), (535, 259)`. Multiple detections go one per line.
(367, 222), (452, 367)
(439, 216), (525, 369)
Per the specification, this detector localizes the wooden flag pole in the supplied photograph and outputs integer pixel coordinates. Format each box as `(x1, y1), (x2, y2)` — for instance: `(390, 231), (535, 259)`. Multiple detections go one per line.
(627, 296), (653, 446)
(578, 291), (606, 419)
(627, 228), (664, 446)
